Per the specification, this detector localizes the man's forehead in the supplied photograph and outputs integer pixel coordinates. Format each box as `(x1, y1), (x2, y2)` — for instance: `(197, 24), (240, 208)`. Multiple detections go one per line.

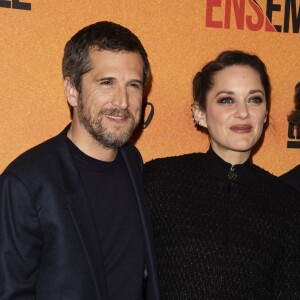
(88, 49), (143, 67)
(84, 49), (144, 81)
(88, 47), (140, 58)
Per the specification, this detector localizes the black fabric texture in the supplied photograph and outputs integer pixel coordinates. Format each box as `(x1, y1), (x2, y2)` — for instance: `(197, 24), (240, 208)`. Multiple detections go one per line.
(68, 138), (145, 300)
(280, 164), (300, 193)
(144, 148), (300, 299)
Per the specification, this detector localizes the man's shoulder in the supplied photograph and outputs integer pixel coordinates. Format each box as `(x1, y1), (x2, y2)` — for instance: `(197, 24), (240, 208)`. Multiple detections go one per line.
(281, 164), (300, 178)
(251, 164), (298, 194)
(255, 165), (299, 192)
(2, 127), (68, 178)
(280, 164), (300, 191)
(249, 165), (300, 221)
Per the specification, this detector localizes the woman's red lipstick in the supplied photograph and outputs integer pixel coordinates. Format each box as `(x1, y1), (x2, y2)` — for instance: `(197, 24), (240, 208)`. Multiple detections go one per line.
(230, 124), (252, 133)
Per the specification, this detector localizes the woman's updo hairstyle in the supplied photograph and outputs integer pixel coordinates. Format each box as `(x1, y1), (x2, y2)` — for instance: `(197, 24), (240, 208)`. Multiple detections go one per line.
(193, 50), (271, 111)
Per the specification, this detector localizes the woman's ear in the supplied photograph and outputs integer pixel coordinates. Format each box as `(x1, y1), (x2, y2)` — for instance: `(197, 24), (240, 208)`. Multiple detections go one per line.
(264, 110), (268, 123)
(64, 77), (79, 108)
(191, 103), (207, 128)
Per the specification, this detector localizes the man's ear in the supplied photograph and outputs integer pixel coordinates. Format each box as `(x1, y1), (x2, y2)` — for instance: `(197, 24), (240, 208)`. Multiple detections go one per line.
(64, 77), (79, 107)
(191, 103), (207, 128)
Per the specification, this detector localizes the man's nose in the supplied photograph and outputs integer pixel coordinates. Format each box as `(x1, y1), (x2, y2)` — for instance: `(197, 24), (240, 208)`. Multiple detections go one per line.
(112, 86), (129, 109)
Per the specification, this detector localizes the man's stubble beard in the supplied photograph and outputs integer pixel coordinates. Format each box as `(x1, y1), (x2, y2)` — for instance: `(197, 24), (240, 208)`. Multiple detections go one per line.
(77, 97), (140, 149)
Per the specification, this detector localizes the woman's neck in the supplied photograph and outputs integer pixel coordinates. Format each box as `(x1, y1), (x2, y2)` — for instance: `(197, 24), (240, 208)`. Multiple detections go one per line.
(210, 144), (251, 166)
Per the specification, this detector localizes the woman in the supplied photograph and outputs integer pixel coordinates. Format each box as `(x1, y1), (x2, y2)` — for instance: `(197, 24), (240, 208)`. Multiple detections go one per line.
(280, 82), (300, 193)
(144, 50), (300, 299)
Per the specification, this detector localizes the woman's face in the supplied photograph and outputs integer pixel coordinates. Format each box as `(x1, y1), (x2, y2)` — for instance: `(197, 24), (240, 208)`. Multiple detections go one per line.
(194, 65), (267, 164)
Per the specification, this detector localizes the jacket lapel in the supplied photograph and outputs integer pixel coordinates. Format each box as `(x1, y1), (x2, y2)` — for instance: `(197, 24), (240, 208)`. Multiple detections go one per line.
(56, 128), (108, 300)
(120, 146), (160, 300)
(55, 127), (159, 299)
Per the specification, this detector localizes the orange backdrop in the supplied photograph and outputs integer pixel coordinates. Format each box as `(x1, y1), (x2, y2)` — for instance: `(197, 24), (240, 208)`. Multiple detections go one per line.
(0, 0), (299, 175)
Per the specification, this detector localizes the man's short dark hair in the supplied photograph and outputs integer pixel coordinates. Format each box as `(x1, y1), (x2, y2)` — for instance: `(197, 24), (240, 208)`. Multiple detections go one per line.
(62, 21), (150, 117)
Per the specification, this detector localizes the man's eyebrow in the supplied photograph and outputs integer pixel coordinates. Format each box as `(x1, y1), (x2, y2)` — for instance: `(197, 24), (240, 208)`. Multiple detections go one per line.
(98, 77), (115, 81)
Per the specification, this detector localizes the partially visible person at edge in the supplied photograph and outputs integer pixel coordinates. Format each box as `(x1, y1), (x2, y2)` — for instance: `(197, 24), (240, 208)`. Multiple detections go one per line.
(144, 50), (300, 299)
(0, 21), (160, 300)
(280, 82), (300, 193)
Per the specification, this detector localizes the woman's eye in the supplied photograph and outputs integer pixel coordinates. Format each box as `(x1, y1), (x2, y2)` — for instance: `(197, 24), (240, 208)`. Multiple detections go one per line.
(249, 97), (263, 104)
(218, 97), (233, 104)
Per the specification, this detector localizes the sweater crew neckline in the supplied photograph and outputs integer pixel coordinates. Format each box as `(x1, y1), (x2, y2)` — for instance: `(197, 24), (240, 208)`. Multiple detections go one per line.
(67, 137), (120, 172)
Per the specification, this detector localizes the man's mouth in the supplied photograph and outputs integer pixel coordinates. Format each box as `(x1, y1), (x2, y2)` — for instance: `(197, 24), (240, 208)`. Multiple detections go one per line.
(102, 108), (132, 123)
(105, 114), (127, 120)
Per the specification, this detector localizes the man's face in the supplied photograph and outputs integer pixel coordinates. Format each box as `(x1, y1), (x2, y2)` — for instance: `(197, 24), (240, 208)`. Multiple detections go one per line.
(75, 49), (144, 149)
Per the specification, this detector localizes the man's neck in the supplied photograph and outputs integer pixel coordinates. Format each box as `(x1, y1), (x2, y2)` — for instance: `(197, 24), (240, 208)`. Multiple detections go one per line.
(67, 123), (118, 162)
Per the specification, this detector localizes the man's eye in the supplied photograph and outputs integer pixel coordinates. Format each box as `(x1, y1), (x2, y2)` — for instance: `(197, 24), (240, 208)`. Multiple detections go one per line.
(100, 80), (112, 85)
(130, 82), (141, 89)
(218, 97), (233, 104)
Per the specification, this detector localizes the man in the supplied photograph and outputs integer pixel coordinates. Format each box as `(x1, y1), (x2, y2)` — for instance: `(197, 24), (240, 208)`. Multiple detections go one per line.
(280, 82), (300, 193)
(0, 21), (160, 300)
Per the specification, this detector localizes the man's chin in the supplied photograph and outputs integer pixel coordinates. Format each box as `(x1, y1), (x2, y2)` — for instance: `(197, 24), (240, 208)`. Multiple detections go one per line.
(87, 121), (137, 148)
(96, 131), (133, 149)
(99, 138), (129, 149)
